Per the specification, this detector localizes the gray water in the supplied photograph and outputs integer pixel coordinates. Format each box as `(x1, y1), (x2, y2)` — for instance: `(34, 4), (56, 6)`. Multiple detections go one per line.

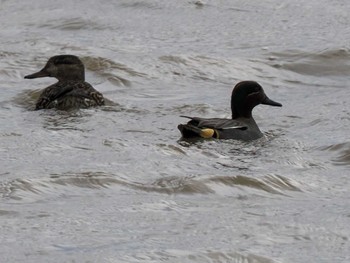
(1, 0), (350, 262)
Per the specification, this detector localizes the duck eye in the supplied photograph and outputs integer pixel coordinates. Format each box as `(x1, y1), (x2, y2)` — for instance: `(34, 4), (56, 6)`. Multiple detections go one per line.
(248, 87), (261, 96)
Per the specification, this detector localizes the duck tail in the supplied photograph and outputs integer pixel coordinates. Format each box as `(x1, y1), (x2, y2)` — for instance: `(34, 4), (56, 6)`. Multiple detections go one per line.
(178, 124), (217, 139)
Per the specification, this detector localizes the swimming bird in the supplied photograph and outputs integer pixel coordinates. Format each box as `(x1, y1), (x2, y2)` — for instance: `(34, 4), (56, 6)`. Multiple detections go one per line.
(178, 81), (282, 141)
(24, 55), (105, 110)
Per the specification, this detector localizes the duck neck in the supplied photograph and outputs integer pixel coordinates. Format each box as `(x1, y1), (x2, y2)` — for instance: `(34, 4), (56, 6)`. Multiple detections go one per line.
(231, 102), (253, 119)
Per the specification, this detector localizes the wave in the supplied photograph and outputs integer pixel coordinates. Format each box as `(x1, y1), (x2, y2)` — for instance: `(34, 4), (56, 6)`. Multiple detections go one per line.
(266, 48), (350, 77)
(120, 249), (280, 263)
(319, 142), (350, 166)
(82, 56), (147, 87)
(0, 172), (301, 202)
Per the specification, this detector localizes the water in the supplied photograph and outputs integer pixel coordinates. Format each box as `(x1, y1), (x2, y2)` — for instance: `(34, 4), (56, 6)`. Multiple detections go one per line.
(1, 0), (350, 262)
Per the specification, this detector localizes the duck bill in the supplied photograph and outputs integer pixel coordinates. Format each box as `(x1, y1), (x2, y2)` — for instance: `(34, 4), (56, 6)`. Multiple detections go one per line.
(261, 96), (282, 107)
(24, 69), (50, 79)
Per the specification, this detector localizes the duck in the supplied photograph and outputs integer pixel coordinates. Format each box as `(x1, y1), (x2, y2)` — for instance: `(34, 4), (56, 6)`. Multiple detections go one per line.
(24, 55), (105, 110)
(178, 81), (282, 141)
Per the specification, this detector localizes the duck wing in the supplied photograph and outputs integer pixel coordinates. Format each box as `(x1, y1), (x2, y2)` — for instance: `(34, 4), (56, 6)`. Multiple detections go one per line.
(180, 116), (247, 130)
(35, 81), (104, 110)
(65, 82), (104, 106)
(178, 116), (248, 139)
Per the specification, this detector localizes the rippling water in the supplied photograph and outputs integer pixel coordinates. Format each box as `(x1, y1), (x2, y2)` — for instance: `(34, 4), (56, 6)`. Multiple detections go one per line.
(1, 0), (350, 262)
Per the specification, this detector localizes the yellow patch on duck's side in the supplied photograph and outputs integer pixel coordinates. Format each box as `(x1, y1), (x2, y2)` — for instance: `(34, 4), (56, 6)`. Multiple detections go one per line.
(200, 128), (216, 139)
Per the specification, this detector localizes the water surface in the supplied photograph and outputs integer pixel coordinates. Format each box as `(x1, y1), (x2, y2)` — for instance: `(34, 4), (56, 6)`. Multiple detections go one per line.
(1, 1), (350, 262)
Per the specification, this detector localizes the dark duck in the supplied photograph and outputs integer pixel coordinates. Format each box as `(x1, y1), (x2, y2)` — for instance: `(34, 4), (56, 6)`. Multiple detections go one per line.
(178, 81), (282, 141)
(24, 55), (105, 110)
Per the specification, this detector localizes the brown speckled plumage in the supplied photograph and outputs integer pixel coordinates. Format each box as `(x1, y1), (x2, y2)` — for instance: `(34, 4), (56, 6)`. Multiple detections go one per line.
(25, 55), (104, 110)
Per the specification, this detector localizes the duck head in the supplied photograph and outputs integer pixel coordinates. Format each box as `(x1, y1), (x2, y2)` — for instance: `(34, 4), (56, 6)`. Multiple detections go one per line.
(231, 81), (282, 119)
(24, 55), (85, 82)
